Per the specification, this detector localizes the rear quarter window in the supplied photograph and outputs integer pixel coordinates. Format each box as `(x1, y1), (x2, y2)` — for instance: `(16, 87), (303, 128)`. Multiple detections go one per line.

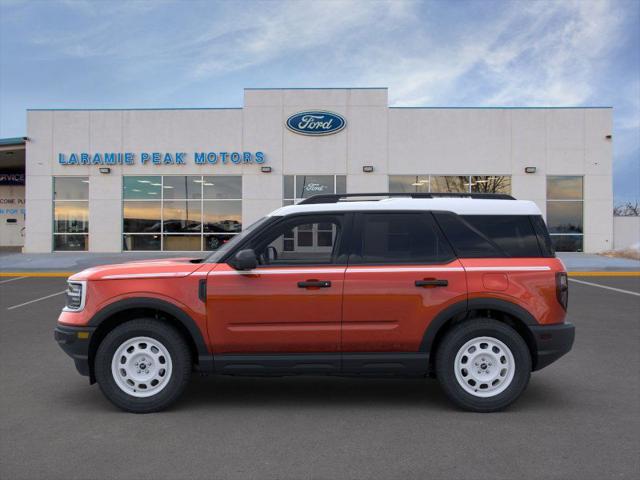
(433, 212), (544, 258)
(461, 215), (542, 257)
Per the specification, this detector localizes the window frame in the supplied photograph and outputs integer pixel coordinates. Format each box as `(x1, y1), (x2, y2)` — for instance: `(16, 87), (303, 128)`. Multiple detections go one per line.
(248, 213), (351, 268)
(546, 175), (584, 252)
(283, 174), (347, 205)
(388, 175), (512, 195)
(220, 212), (353, 267)
(122, 175), (242, 252)
(460, 214), (544, 258)
(53, 176), (89, 251)
(348, 211), (457, 266)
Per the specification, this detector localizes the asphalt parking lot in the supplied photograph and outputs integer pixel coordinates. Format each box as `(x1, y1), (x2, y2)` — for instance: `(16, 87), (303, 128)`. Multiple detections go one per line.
(1, 275), (639, 480)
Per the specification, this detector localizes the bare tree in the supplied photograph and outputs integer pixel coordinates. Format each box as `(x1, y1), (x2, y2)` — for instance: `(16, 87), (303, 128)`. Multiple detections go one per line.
(613, 201), (639, 216)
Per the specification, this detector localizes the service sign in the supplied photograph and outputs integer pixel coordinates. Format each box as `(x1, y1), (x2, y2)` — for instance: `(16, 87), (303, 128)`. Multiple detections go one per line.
(286, 111), (346, 136)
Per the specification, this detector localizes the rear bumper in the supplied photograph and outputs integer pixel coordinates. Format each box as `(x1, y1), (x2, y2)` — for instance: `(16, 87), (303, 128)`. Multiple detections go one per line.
(54, 325), (96, 377)
(530, 322), (575, 371)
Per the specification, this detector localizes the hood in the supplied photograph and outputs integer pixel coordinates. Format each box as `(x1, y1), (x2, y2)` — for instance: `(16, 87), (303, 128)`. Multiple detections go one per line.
(69, 257), (204, 281)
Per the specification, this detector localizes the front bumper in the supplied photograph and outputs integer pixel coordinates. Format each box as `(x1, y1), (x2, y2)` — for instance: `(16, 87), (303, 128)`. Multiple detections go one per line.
(54, 325), (96, 377)
(529, 322), (575, 371)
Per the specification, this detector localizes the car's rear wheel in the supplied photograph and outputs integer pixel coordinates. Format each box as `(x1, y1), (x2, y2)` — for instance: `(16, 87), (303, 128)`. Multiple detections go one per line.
(435, 318), (531, 412)
(95, 319), (191, 413)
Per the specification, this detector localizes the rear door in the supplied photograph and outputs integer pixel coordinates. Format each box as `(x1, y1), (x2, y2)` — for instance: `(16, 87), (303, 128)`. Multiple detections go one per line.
(341, 212), (467, 355)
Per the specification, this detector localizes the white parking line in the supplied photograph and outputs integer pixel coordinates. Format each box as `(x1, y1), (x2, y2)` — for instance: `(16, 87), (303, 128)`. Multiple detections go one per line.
(0, 276), (27, 284)
(569, 278), (640, 297)
(6, 290), (67, 310)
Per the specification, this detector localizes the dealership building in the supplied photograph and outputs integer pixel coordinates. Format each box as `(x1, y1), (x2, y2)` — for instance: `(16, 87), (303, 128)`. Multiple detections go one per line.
(0, 88), (613, 253)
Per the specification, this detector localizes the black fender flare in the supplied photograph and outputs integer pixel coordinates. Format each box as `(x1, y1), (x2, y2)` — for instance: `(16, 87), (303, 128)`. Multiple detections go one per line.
(88, 297), (210, 361)
(419, 297), (537, 353)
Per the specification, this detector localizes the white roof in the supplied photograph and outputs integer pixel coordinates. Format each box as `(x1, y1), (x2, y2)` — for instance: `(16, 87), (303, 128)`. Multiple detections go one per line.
(270, 197), (542, 217)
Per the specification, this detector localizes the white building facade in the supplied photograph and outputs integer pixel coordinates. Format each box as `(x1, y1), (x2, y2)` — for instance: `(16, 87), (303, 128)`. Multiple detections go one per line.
(23, 88), (613, 253)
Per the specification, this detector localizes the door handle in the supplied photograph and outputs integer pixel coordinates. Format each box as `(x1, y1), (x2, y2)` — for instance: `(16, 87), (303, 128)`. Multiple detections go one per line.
(298, 280), (332, 288)
(415, 279), (448, 287)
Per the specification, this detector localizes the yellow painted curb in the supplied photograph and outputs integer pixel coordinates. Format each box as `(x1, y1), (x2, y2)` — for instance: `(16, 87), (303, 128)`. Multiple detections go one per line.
(0, 272), (74, 277)
(568, 271), (640, 277)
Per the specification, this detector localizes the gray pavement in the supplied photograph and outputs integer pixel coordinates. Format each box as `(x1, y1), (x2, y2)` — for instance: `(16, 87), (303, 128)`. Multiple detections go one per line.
(1, 276), (639, 479)
(1, 251), (639, 272)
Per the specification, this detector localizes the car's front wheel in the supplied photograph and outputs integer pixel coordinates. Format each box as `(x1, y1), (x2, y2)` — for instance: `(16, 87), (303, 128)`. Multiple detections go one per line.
(435, 319), (531, 412)
(94, 319), (192, 413)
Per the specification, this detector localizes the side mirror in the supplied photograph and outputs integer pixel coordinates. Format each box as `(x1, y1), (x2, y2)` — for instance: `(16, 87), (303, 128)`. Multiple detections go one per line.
(230, 249), (257, 271)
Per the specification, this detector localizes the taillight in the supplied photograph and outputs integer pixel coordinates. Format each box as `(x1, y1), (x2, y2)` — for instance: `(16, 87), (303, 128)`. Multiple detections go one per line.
(556, 272), (568, 310)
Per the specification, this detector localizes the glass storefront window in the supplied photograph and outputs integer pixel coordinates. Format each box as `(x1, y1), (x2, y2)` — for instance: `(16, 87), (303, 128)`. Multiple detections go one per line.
(162, 235), (202, 251)
(122, 175), (242, 251)
(123, 234), (161, 251)
(203, 176), (242, 199)
(389, 175), (430, 193)
(123, 201), (161, 232)
(53, 177), (89, 251)
(162, 176), (202, 200)
(547, 176), (583, 200)
(54, 202), (89, 233)
(123, 176), (161, 199)
(471, 175), (512, 194)
(389, 175), (512, 195)
(430, 176), (470, 193)
(54, 177), (89, 200)
(283, 175), (346, 204)
(203, 201), (242, 233)
(547, 176), (584, 252)
(546, 201), (583, 233)
(162, 200), (202, 233)
(54, 234), (88, 251)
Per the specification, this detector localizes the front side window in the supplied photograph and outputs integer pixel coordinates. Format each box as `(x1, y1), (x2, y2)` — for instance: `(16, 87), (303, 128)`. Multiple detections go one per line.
(250, 214), (344, 266)
(122, 175), (242, 251)
(53, 177), (89, 251)
(546, 176), (583, 252)
(352, 213), (454, 264)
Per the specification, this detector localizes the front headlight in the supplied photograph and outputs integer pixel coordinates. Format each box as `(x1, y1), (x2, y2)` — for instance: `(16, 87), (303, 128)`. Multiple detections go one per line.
(64, 281), (87, 311)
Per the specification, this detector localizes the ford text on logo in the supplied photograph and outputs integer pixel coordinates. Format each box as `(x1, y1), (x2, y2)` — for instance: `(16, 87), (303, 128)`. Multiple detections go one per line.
(286, 111), (346, 136)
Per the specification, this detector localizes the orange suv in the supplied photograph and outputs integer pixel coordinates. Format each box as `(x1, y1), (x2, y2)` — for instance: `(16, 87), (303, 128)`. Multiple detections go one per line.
(55, 193), (574, 413)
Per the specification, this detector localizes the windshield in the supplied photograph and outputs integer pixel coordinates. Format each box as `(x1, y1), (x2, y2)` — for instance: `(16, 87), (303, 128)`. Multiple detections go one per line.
(204, 216), (273, 263)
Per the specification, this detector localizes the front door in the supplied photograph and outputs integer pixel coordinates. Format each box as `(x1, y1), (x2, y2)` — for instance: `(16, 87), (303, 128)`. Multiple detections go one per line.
(341, 212), (467, 354)
(206, 213), (348, 355)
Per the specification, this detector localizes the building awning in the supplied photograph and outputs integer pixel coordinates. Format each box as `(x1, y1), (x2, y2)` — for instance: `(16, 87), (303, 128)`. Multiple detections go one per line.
(0, 137), (26, 147)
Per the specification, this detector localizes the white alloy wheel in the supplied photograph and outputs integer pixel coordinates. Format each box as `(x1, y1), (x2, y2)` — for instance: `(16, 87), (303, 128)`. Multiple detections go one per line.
(453, 336), (515, 398)
(110, 336), (173, 398)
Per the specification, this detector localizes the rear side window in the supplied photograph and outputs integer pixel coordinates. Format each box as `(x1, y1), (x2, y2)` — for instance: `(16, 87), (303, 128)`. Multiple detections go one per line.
(461, 215), (542, 257)
(530, 215), (555, 257)
(433, 212), (504, 258)
(352, 213), (454, 264)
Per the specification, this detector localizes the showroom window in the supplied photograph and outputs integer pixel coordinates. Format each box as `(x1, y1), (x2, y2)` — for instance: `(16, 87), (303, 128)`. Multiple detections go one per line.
(53, 177), (89, 251)
(389, 175), (512, 194)
(546, 176), (583, 252)
(283, 175), (347, 205)
(122, 175), (242, 251)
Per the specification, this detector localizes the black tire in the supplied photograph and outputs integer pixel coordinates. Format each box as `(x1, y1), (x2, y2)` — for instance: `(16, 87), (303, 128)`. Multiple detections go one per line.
(94, 318), (192, 413)
(435, 318), (531, 412)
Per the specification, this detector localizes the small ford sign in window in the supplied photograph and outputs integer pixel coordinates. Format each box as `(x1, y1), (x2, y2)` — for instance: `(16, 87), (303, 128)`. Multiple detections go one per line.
(286, 111), (346, 136)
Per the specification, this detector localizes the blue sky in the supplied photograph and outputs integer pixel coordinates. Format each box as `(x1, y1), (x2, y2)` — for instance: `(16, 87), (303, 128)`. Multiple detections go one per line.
(1, 0), (638, 203)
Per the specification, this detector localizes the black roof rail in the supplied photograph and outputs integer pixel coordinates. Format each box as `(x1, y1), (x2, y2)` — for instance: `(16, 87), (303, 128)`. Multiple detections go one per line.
(298, 192), (515, 204)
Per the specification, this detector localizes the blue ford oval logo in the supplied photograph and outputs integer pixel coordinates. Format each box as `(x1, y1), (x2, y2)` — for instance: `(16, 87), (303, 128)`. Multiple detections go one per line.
(286, 111), (346, 136)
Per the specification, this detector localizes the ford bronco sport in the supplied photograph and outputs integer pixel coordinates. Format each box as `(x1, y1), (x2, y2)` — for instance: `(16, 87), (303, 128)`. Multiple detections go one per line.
(55, 192), (574, 413)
